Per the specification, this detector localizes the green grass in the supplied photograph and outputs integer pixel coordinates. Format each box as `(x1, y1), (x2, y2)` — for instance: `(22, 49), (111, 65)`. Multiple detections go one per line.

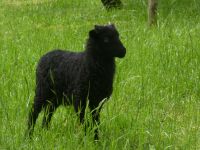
(0, 0), (200, 149)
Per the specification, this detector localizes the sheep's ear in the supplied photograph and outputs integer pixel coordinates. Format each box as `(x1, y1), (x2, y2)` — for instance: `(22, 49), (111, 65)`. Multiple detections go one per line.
(89, 25), (102, 38)
(89, 29), (98, 38)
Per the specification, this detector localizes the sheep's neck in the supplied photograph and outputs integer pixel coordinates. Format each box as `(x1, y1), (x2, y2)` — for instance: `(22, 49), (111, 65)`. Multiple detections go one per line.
(85, 52), (115, 80)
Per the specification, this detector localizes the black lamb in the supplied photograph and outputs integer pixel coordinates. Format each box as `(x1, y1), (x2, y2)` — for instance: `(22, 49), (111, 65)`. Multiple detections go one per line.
(26, 24), (126, 140)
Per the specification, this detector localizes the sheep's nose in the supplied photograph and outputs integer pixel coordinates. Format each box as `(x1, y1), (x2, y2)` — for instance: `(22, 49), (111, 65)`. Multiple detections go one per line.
(122, 48), (126, 56)
(118, 47), (126, 58)
(123, 46), (126, 51)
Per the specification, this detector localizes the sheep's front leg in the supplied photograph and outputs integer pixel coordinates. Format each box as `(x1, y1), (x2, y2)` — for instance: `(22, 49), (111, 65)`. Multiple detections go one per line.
(74, 98), (86, 124)
(90, 99), (105, 141)
(91, 109), (100, 140)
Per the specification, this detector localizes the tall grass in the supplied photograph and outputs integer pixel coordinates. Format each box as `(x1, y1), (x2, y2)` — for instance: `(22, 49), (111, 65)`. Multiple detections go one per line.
(0, 0), (200, 149)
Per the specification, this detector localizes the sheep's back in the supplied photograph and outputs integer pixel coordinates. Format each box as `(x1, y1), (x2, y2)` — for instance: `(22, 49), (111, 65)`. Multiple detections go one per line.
(36, 49), (87, 99)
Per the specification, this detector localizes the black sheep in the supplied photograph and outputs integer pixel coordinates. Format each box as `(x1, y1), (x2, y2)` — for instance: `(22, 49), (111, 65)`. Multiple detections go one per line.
(26, 24), (126, 140)
(101, 0), (122, 9)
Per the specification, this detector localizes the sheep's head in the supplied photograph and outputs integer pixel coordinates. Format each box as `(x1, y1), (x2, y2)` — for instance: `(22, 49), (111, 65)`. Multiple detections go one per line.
(89, 24), (126, 58)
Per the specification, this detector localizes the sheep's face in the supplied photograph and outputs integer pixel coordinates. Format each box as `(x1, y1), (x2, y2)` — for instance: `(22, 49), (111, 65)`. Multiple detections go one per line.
(89, 24), (126, 58)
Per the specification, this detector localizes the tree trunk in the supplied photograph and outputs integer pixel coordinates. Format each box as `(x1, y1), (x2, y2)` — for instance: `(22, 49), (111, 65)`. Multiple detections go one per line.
(148, 0), (158, 26)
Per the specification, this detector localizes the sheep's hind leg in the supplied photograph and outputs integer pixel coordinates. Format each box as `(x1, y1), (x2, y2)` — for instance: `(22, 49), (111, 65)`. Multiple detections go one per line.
(42, 102), (58, 128)
(26, 96), (43, 138)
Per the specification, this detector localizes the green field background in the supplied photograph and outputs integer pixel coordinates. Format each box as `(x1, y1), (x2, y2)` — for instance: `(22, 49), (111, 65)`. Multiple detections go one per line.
(0, 0), (200, 149)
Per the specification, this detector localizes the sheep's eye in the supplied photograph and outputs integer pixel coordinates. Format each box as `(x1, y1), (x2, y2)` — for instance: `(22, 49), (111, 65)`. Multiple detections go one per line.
(103, 37), (109, 43)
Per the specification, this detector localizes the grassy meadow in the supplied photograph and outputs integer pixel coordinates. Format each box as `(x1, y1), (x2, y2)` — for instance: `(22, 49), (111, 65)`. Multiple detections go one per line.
(0, 0), (200, 149)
